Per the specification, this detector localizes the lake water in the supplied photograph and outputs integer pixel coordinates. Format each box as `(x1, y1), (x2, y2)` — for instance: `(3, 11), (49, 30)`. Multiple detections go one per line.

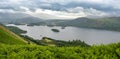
(7, 24), (120, 45)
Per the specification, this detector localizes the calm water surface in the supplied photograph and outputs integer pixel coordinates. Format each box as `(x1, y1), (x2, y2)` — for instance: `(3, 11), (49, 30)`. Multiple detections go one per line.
(7, 24), (120, 45)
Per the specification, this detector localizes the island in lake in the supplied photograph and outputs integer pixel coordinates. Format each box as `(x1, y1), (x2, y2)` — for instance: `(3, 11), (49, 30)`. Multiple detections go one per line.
(51, 29), (60, 32)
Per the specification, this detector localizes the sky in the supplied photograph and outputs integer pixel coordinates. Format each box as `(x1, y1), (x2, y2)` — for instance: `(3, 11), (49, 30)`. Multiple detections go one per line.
(0, 0), (120, 19)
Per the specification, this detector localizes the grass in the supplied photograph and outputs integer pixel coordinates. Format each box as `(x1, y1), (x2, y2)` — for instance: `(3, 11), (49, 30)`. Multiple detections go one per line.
(0, 25), (27, 44)
(0, 24), (120, 59)
(0, 42), (119, 59)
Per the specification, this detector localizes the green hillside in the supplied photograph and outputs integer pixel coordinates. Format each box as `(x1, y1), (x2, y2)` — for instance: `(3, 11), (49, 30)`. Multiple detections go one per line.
(0, 24), (119, 59)
(0, 25), (27, 44)
(55, 17), (120, 31)
(29, 17), (120, 31)
(0, 42), (120, 59)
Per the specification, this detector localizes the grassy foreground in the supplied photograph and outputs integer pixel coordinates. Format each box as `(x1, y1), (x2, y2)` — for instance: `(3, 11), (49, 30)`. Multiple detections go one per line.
(0, 43), (120, 59)
(0, 25), (27, 44)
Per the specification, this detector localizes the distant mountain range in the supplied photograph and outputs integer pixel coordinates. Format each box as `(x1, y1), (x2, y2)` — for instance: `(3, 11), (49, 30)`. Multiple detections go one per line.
(0, 13), (43, 24)
(0, 12), (120, 31)
(28, 17), (120, 31)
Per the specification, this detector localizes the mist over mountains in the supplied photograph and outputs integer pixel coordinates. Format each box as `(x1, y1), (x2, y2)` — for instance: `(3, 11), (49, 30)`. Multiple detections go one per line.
(0, 12), (43, 24)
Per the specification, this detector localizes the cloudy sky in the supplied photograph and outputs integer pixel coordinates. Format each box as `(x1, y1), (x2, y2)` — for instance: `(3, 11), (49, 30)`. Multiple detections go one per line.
(0, 0), (120, 19)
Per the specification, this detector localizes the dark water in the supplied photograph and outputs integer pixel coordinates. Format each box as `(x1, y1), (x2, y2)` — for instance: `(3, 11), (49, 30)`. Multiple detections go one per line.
(7, 24), (120, 45)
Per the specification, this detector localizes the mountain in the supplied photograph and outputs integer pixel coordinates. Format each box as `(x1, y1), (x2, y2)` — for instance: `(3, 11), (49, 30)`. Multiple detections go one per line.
(13, 17), (43, 24)
(29, 17), (120, 31)
(57, 17), (120, 31)
(0, 24), (27, 44)
(0, 13), (42, 24)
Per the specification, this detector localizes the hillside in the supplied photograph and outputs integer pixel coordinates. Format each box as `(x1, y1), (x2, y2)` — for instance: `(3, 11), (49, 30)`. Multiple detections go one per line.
(14, 17), (43, 24)
(30, 17), (120, 31)
(0, 24), (27, 44)
(55, 17), (120, 31)
(0, 13), (42, 24)
(0, 23), (120, 59)
(0, 42), (119, 59)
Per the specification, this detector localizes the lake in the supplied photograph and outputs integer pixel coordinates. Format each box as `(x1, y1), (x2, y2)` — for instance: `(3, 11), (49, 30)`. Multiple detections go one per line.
(7, 24), (120, 45)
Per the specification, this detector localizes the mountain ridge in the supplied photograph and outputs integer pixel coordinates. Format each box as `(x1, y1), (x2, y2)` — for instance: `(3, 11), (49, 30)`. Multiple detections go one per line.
(0, 13), (42, 24)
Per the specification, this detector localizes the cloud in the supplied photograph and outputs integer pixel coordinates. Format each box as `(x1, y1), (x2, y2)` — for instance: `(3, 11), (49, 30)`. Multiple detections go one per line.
(67, 7), (108, 16)
(0, 9), (20, 13)
(24, 8), (86, 19)
(22, 7), (107, 19)
(0, 0), (120, 19)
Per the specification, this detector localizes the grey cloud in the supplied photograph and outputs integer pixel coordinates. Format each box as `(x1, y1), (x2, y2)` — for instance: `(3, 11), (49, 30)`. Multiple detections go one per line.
(0, 0), (120, 17)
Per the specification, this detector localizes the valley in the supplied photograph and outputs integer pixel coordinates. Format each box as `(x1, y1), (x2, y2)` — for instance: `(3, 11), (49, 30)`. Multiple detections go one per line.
(0, 24), (120, 59)
(0, 0), (120, 58)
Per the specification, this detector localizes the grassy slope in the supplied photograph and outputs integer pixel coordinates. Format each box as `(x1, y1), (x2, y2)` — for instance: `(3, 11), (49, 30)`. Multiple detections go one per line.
(0, 42), (119, 59)
(0, 25), (27, 44)
(0, 24), (119, 59)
